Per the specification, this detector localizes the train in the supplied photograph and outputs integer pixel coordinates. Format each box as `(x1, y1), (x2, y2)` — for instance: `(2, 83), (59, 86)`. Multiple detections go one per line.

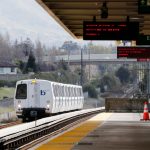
(14, 79), (84, 122)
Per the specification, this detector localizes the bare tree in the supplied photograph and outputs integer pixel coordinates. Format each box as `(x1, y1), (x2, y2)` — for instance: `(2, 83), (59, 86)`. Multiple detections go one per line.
(0, 33), (12, 62)
(35, 40), (43, 64)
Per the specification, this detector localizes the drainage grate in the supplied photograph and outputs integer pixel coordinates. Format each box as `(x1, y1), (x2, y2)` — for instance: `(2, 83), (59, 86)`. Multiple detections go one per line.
(77, 142), (93, 145)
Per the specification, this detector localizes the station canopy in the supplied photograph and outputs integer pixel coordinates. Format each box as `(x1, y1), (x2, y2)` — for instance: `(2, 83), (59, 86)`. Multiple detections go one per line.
(37, 0), (150, 39)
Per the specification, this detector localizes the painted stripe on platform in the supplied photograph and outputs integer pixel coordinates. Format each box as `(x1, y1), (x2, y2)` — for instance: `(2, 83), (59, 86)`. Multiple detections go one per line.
(36, 113), (112, 150)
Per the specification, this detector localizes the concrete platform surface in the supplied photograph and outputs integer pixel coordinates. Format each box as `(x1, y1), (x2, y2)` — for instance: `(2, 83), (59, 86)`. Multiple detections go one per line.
(34, 113), (111, 150)
(72, 113), (150, 150)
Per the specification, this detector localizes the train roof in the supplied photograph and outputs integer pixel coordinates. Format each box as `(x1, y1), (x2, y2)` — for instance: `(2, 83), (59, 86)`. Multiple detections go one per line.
(16, 79), (82, 88)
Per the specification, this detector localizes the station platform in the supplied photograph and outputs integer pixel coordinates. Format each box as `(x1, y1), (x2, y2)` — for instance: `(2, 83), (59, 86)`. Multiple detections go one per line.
(34, 112), (150, 150)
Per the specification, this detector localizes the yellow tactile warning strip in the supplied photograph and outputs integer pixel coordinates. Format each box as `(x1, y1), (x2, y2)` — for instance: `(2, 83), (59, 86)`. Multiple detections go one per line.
(36, 113), (112, 150)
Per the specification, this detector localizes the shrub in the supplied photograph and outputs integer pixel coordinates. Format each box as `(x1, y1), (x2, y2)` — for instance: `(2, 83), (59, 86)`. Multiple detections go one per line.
(83, 84), (98, 98)
(0, 80), (16, 87)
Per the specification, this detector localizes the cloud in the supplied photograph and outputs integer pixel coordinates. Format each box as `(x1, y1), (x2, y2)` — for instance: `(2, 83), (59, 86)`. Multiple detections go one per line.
(0, 0), (73, 47)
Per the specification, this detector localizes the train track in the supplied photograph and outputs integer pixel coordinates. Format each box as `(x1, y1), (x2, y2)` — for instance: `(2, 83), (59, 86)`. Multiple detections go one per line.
(0, 108), (104, 150)
(0, 120), (21, 129)
(20, 113), (97, 150)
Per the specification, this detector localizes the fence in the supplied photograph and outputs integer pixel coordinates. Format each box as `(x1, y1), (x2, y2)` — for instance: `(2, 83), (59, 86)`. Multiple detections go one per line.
(0, 111), (17, 122)
(0, 74), (31, 81)
(105, 98), (147, 112)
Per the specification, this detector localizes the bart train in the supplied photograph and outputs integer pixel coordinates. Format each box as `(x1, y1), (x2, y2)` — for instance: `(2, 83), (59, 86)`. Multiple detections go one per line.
(14, 79), (84, 122)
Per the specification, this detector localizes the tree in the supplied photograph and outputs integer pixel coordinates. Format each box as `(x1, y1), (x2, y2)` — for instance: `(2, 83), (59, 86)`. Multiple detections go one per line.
(35, 40), (43, 65)
(0, 33), (12, 62)
(100, 74), (121, 92)
(13, 39), (25, 61)
(57, 60), (68, 71)
(115, 66), (130, 84)
(139, 72), (147, 94)
(22, 38), (34, 56)
(25, 52), (37, 73)
(16, 60), (25, 73)
(83, 84), (98, 98)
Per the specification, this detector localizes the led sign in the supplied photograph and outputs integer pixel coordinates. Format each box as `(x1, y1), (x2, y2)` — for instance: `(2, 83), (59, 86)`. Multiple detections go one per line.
(137, 58), (150, 62)
(117, 46), (150, 58)
(83, 21), (139, 40)
(138, 0), (150, 14)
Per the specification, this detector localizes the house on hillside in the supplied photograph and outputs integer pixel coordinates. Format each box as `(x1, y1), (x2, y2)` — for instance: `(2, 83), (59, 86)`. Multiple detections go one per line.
(0, 62), (17, 74)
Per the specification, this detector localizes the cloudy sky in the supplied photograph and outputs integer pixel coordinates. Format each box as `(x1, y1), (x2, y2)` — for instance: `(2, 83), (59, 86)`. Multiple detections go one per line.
(0, 0), (115, 47)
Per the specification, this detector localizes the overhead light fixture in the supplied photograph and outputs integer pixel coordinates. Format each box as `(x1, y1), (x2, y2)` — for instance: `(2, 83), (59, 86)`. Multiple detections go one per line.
(93, 16), (96, 22)
(100, 1), (108, 19)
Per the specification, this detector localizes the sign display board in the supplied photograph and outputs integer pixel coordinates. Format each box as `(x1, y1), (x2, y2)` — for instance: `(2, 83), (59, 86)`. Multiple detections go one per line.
(137, 58), (150, 61)
(117, 46), (150, 58)
(83, 21), (139, 40)
(136, 35), (150, 45)
(138, 0), (150, 14)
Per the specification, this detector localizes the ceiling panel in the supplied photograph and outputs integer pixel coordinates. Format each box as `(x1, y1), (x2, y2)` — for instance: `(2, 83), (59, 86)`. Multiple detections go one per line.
(37, 0), (150, 39)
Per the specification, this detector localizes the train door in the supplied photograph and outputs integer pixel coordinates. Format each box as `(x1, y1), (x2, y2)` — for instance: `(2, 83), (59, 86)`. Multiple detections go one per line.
(34, 82), (40, 107)
(59, 85), (63, 112)
(14, 81), (28, 110)
(29, 80), (40, 108)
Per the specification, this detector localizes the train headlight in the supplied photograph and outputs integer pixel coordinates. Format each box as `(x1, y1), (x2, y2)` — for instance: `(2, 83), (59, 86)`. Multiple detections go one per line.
(18, 104), (21, 110)
(47, 104), (50, 108)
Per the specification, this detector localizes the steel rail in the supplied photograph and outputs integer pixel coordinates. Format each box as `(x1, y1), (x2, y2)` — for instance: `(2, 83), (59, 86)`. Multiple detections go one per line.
(0, 121), (21, 129)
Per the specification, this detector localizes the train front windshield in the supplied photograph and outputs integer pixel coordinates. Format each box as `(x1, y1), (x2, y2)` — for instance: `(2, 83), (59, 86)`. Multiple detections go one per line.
(15, 84), (27, 99)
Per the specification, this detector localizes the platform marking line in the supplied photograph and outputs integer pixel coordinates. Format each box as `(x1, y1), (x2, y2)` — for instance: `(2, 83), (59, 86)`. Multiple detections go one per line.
(36, 113), (112, 150)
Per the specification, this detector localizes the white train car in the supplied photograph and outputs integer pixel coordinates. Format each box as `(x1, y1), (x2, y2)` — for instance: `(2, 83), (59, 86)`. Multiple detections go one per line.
(14, 79), (84, 122)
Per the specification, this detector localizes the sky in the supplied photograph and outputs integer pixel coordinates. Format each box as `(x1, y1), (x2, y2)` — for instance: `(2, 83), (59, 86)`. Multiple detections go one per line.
(0, 0), (115, 48)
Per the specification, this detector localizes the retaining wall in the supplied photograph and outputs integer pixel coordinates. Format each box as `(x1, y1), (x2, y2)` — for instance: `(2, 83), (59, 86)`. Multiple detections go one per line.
(105, 98), (147, 112)
(0, 111), (17, 122)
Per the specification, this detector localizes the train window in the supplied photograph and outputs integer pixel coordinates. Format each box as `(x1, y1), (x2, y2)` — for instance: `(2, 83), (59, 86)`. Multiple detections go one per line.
(54, 84), (59, 97)
(64, 86), (66, 96)
(68, 87), (70, 97)
(77, 88), (78, 96)
(62, 86), (64, 97)
(74, 88), (76, 96)
(68, 87), (71, 97)
(64, 86), (66, 97)
(60, 85), (62, 97)
(56, 85), (59, 96)
(16, 84), (27, 99)
(71, 87), (73, 96)
(53, 85), (57, 97)
(79, 88), (81, 96)
(76, 88), (78, 96)
(59, 86), (62, 97)
(77, 88), (80, 96)
(70, 87), (72, 97)
(57, 85), (59, 96)
(80, 88), (82, 96)
(73, 88), (75, 96)
(67, 87), (69, 97)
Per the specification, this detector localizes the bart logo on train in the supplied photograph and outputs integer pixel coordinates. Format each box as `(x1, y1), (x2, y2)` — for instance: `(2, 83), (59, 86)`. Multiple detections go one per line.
(40, 90), (46, 95)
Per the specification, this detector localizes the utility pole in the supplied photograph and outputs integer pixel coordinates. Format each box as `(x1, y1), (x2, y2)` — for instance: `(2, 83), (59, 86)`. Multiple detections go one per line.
(88, 46), (91, 80)
(147, 62), (150, 102)
(80, 48), (83, 86)
(67, 45), (70, 67)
